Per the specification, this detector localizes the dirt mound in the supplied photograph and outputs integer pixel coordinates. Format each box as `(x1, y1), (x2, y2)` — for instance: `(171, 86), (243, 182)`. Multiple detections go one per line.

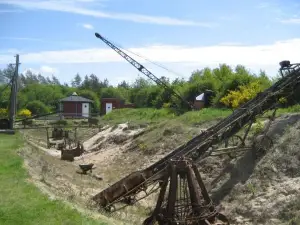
(83, 123), (144, 152)
(209, 114), (300, 225)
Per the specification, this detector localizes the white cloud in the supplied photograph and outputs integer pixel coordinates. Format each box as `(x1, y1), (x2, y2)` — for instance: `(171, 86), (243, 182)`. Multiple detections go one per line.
(1, 38), (299, 78)
(22, 66), (58, 75)
(80, 23), (94, 30)
(0, 39), (297, 64)
(0, 0), (215, 27)
(40, 65), (57, 74)
(280, 18), (300, 24)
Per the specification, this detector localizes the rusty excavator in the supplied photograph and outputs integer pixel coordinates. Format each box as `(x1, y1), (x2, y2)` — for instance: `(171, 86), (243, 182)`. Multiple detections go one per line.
(92, 32), (300, 225)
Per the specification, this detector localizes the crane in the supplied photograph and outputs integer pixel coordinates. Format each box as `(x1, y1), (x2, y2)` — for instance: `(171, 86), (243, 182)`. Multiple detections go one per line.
(94, 32), (193, 109)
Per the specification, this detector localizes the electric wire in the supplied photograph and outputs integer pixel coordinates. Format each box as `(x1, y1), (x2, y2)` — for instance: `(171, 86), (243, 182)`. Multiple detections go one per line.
(0, 76), (14, 96)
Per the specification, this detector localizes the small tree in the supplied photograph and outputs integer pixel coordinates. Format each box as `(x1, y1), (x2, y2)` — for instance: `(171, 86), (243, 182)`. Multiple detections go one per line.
(17, 109), (32, 118)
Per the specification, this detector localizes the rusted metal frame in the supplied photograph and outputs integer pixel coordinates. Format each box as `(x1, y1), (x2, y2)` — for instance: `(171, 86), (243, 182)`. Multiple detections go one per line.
(102, 169), (166, 210)
(46, 127), (50, 148)
(241, 118), (255, 144)
(166, 163), (178, 220)
(110, 184), (161, 212)
(74, 127), (77, 142)
(143, 173), (169, 225)
(210, 147), (251, 157)
(191, 164), (211, 205)
(254, 107), (277, 152)
(181, 96), (271, 160)
(186, 163), (202, 216)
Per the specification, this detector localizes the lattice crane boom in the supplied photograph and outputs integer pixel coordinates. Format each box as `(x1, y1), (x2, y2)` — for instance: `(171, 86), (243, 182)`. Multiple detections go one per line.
(94, 33), (192, 109)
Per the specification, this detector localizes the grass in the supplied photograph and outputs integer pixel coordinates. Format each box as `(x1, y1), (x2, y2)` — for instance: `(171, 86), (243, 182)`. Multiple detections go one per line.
(101, 108), (176, 125)
(101, 107), (232, 126)
(178, 108), (231, 125)
(101, 104), (300, 126)
(0, 133), (108, 225)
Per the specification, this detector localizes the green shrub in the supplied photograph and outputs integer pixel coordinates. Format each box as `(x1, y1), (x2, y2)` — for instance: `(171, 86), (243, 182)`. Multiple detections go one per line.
(0, 108), (8, 118)
(26, 100), (50, 115)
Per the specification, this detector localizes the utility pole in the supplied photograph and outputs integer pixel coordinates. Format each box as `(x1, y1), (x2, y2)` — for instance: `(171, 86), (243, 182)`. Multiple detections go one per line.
(9, 54), (20, 130)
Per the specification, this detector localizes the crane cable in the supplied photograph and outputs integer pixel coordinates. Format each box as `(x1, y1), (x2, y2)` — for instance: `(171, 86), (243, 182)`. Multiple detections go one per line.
(100, 34), (189, 107)
(101, 34), (187, 81)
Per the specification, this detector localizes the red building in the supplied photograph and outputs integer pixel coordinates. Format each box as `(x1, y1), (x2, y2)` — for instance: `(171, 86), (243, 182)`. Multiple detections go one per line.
(100, 98), (135, 115)
(59, 92), (93, 118)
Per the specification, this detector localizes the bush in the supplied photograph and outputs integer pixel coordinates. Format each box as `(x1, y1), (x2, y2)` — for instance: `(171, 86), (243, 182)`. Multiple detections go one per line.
(220, 81), (264, 108)
(0, 108), (8, 118)
(26, 100), (50, 115)
(17, 109), (32, 118)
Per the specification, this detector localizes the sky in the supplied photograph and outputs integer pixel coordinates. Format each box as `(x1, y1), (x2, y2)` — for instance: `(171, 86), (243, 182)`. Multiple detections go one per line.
(0, 0), (300, 86)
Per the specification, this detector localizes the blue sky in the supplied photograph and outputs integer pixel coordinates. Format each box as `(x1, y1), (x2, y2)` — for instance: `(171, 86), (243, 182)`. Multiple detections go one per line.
(0, 0), (300, 86)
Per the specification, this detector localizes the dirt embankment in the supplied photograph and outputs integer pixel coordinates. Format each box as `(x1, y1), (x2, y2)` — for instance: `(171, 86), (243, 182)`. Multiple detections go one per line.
(21, 115), (300, 225)
(198, 114), (300, 225)
(22, 122), (197, 224)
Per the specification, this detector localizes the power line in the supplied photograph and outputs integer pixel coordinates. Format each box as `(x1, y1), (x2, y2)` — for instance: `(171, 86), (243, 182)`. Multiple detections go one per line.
(0, 78), (14, 96)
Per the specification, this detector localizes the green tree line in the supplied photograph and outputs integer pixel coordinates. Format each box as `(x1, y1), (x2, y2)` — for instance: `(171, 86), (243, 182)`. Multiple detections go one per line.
(0, 64), (279, 115)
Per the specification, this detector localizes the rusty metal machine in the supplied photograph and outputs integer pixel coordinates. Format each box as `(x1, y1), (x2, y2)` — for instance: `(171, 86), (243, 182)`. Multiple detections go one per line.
(92, 30), (300, 213)
(143, 158), (229, 225)
(46, 127), (78, 149)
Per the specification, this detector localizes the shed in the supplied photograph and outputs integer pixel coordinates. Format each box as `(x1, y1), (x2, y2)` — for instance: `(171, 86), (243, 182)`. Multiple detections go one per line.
(193, 90), (215, 110)
(100, 98), (135, 115)
(59, 92), (93, 118)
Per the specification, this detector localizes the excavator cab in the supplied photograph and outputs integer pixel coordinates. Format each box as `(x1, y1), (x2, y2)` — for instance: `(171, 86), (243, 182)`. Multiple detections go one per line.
(279, 60), (290, 69)
(279, 60), (300, 77)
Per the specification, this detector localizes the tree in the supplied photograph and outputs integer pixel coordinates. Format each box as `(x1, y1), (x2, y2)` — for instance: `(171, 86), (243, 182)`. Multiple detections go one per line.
(0, 64), (15, 82)
(77, 89), (100, 113)
(71, 73), (82, 87)
(132, 77), (151, 89)
(51, 75), (60, 85)
(118, 80), (130, 89)
(26, 100), (50, 115)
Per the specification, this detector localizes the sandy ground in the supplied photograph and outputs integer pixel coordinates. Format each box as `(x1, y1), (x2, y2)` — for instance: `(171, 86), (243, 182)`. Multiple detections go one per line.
(21, 115), (300, 225)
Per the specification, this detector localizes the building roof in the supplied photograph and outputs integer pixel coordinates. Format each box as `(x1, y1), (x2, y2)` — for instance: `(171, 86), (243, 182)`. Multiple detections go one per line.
(60, 92), (93, 103)
(195, 93), (205, 101)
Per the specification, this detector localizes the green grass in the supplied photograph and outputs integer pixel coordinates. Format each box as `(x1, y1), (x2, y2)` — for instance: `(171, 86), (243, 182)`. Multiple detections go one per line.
(0, 133), (108, 225)
(178, 108), (231, 125)
(101, 104), (300, 127)
(101, 107), (232, 126)
(102, 108), (176, 125)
